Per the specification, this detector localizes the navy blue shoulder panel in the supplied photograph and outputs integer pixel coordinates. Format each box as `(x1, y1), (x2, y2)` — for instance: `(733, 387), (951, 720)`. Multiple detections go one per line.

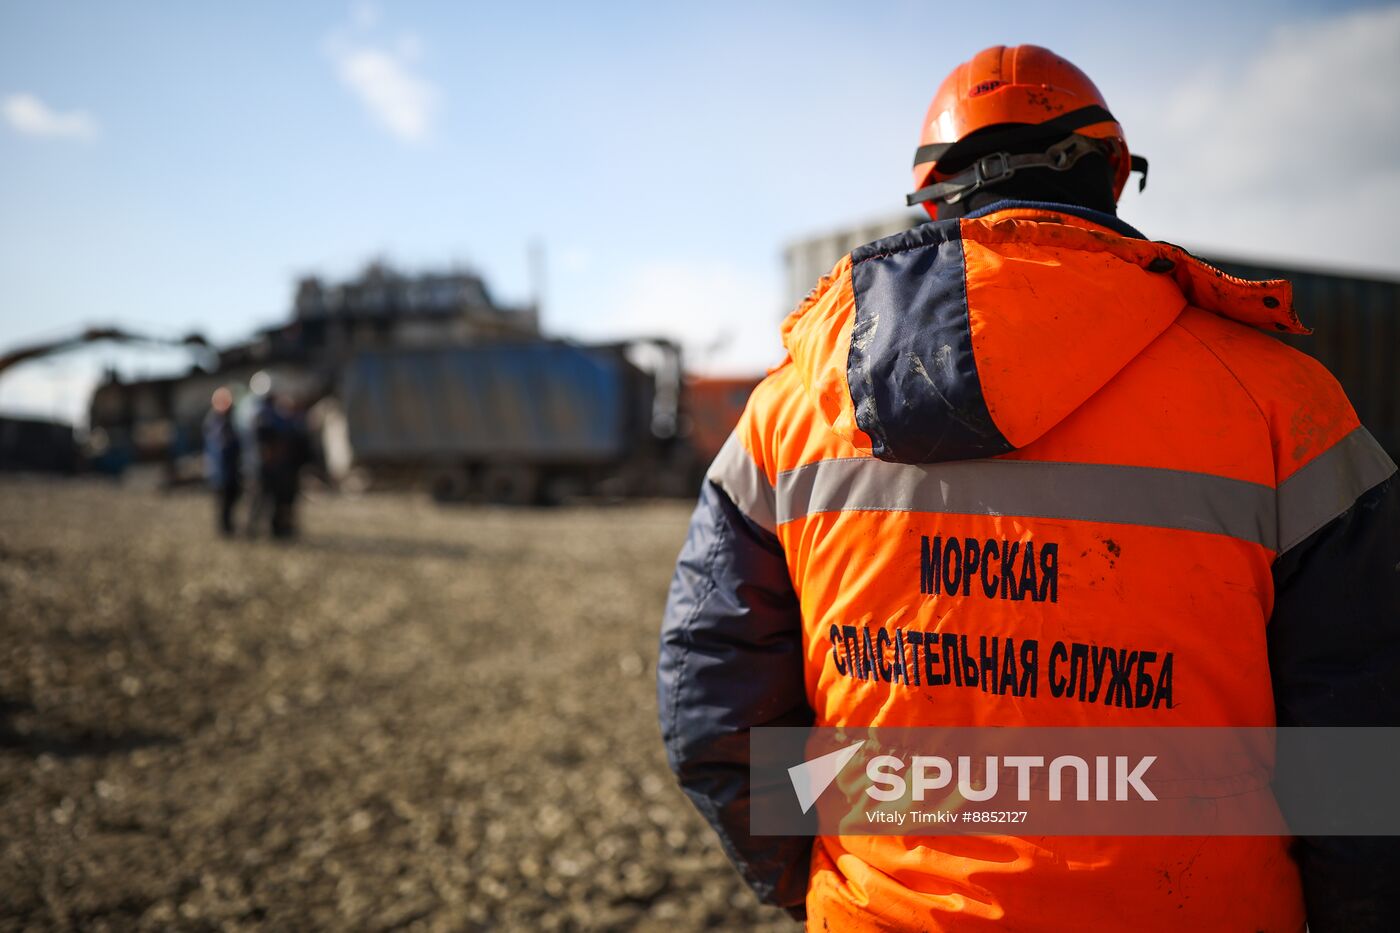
(847, 220), (1013, 464)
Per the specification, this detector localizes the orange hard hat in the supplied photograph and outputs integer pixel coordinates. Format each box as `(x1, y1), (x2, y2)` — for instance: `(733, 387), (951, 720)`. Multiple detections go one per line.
(908, 45), (1147, 216)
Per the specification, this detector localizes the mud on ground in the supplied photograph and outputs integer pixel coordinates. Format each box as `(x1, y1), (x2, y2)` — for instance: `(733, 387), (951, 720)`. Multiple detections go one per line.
(0, 479), (793, 932)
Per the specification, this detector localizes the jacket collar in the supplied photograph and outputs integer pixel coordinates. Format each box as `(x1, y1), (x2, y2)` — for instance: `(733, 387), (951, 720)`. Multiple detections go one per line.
(964, 198), (1148, 240)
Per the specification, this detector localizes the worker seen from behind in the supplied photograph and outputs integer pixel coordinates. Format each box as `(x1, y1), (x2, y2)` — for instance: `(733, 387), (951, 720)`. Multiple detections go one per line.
(658, 45), (1399, 931)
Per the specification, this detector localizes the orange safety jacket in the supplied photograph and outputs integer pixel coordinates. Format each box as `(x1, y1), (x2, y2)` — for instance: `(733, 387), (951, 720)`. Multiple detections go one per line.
(658, 201), (1400, 931)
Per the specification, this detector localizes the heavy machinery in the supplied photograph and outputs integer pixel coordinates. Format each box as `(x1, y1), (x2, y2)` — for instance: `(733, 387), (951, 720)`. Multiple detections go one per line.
(0, 326), (212, 475)
(0, 326), (209, 379)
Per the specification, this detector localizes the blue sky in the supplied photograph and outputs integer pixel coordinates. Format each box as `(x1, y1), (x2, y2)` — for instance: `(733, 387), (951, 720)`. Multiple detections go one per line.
(2, 0), (1397, 422)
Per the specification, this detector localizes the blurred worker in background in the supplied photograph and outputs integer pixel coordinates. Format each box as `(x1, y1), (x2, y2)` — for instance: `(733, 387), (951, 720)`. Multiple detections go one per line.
(659, 45), (1399, 931)
(247, 373), (308, 539)
(203, 386), (242, 536)
(274, 394), (310, 535)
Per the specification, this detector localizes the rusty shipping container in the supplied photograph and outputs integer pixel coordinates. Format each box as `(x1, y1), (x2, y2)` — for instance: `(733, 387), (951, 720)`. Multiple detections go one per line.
(682, 376), (763, 466)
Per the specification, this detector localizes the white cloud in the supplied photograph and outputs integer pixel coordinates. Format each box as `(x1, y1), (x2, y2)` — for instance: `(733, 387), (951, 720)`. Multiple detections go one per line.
(1165, 6), (1399, 190)
(2, 93), (98, 141)
(1124, 5), (1400, 271)
(324, 6), (438, 144)
(586, 260), (785, 376)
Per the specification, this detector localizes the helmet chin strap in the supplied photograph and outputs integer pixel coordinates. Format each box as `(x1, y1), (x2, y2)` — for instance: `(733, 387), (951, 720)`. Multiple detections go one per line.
(908, 135), (1135, 208)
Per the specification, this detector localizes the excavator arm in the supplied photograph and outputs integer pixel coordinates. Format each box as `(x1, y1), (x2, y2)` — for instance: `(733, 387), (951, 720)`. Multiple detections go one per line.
(0, 327), (209, 379)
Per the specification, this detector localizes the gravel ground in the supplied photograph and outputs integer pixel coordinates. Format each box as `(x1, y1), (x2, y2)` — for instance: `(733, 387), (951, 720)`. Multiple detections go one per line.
(0, 478), (793, 932)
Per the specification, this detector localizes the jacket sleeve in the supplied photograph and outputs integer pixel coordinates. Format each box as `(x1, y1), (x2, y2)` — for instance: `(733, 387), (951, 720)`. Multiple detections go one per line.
(657, 433), (814, 911)
(1268, 427), (1400, 933)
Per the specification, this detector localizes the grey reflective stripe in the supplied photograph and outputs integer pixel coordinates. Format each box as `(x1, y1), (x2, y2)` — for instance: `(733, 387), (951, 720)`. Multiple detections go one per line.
(1276, 427), (1397, 556)
(776, 456), (1279, 548)
(706, 432), (777, 533)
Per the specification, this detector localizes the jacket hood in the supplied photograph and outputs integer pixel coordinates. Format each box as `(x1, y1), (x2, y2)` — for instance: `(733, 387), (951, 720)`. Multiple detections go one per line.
(779, 204), (1307, 464)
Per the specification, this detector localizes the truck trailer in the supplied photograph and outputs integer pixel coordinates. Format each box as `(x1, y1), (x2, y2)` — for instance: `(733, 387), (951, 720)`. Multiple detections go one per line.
(325, 339), (686, 503)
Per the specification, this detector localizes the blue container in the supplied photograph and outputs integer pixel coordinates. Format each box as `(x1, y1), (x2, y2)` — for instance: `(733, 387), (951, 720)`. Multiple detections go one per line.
(340, 342), (638, 467)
